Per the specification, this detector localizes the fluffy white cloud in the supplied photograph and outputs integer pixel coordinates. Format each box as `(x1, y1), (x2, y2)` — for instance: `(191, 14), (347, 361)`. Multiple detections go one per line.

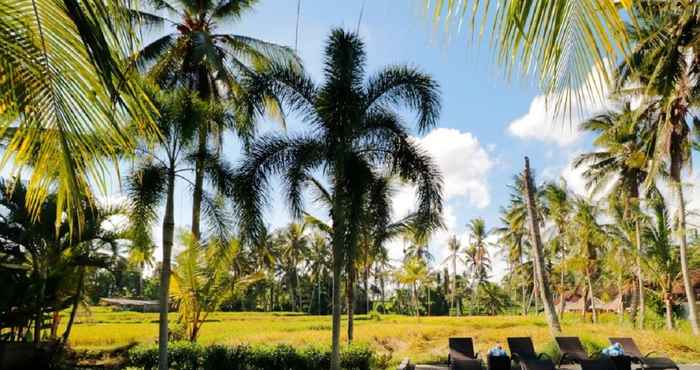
(507, 63), (613, 147)
(413, 128), (494, 208)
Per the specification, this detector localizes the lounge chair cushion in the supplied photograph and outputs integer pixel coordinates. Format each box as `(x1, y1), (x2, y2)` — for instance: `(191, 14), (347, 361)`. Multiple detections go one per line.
(640, 357), (679, 370)
(451, 358), (483, 370)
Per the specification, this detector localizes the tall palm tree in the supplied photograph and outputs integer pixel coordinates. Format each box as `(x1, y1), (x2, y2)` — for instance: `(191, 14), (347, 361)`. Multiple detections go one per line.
(569, 198), (605, 323)
(465, 218), (491, 285)
(542, 180), (572, 316)
(0, 0), (156, 229)
(130, 0), (299, 240)
(307, 232), (331, 315)
(574, 102), (652, 327)
(616, 2), (700, 334)
(643, 191), (680, 330)
(277, 222), (309, 312)
(230, 29), (442, 370)
(442, 235), (462, 314)
(396, 257), (429, 317)
(522, 157), (561, 335)
(126, 89), (235, 369)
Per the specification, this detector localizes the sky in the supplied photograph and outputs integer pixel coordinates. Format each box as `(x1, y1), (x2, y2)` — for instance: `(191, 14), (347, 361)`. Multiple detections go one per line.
(122, 0), (697, 282)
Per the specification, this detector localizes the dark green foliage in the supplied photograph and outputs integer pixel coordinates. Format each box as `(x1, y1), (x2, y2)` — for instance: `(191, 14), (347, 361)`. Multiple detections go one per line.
(128, 342), (374, 370)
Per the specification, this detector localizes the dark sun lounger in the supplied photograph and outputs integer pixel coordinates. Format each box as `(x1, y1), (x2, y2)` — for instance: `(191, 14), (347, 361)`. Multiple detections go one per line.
(556, 337), (592, 366)
(507, 337), (556, 370)
(449, 337), (483, 370)
(608, 338), (678, 370)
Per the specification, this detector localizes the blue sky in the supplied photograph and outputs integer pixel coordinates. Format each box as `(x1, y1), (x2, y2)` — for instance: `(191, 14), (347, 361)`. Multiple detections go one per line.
(135, 0), (617, 280)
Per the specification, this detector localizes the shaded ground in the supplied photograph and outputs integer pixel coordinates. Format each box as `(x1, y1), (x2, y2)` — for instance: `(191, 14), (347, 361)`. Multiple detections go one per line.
(62, 308), (700, 366)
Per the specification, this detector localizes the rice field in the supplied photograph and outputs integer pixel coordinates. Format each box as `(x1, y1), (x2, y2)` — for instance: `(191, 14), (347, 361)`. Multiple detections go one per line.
(62, 308), (700, 365)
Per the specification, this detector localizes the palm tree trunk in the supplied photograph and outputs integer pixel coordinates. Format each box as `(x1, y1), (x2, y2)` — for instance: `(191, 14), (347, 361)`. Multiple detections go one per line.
(330, 186), (346, 370)
(364, 264), (370, 313)
(635, 219), (645, 329)
(586, 274), (597, 323)
(664, 290), (673, 330)
(347, 266), (355, 343)
(413, 283), (419, 318)
(558, 238), (566, 317)
(674, 179), (700, 335)
(451, 257), (457, 315)
(62, 266), (85, 343)
(523, 157), (562, 335)
(158, 168), (176, 370)
(427, 286), (431, 316)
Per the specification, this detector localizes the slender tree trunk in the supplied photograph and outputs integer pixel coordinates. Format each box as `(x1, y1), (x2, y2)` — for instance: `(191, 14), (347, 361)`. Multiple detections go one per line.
(34, 264), (46, 346)
(635, 219), (645, 329)
(427, 286), (431, 316)
(618, 273), (624, 325)
(380, 273), (386, 313)
(664, 290), (674, 330)
(158, 168), (176, 370)
(364, 265), (370, 314)
(558, 237), (566, 317)
(330, 186), (346, 370)
(451, 257), (457, 315)
(413, 283), (419, 318)
(675, 180), (699, 335)
(62, 266), (85, 343)
(586, 274), (597, 323)
(523, 157), (562, 335)
(138, 263), (144, 298)
(347, 266), (355, 343)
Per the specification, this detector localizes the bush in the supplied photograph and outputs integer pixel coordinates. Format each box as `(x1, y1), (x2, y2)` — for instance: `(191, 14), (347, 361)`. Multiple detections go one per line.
(128, 342), (374, 370)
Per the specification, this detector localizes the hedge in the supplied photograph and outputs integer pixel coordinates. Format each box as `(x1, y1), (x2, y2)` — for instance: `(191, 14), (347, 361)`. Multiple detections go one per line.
(128, 342), (374, 370)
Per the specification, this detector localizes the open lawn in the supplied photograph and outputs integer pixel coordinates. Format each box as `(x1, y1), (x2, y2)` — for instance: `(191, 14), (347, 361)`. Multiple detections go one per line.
(63, 308), (700, 365)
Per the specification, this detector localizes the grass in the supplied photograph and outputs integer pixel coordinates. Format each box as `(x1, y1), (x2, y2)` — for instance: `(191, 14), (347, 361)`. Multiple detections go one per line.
(61, 308), (700, 366)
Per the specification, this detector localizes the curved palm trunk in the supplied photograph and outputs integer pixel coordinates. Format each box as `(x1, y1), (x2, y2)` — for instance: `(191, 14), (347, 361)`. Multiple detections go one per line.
(635, 219), (645, 329)
(675, 180), (700, 335)
(62, 266), (85, 343)
(523, 157), (561, 335)
(158, 168), (176, 370)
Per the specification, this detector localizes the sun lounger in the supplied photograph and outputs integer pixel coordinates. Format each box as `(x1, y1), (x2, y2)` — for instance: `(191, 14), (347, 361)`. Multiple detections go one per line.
(449, 337), (483, 370)
(555, 337), (592, 366)
(608, 338), (678, 370)
(579, 359), (618, 370)
(507, 337), (555, 370)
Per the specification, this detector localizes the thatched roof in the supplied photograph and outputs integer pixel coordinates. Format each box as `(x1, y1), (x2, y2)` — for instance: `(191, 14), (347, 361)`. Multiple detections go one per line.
(99, 298), (159, 306)
(672, 269), (700, 298)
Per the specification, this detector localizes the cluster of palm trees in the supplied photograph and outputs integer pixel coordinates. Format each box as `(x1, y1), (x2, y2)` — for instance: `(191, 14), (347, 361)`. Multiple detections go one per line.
(4, 1), (700, 370)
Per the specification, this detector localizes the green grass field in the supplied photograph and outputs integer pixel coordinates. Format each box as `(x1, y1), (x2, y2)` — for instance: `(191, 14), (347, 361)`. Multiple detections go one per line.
(62, 308), (700, 365)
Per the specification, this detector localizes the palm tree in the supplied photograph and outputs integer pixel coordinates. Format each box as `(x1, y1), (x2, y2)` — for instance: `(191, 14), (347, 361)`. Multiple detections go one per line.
(643, 192), (680, 330)
(130, 0), (299, 241)
(542, 181), (572, 316)
(616, 2), (700, 334)
(230, 29), (442, 370)
(522, 157), (561, 335)
(396, 257), (429, 317)
(465, 218), (491, 285)
(277, 222), (309, 312)
(574, 102), (651, 327)
(569, 198), (605, 323)
(307, 232), (331, 315)
(126, 89), (236, 369)
(442, 235), (462, 314)
(0, 0), (156, 229)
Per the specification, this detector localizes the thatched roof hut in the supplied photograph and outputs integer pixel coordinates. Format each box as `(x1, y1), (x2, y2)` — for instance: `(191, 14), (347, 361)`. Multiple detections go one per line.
(99, 298), (159, 312)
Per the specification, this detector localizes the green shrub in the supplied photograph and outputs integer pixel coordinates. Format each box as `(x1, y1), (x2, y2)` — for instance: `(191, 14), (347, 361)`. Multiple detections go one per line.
(128, 342), (373, 370)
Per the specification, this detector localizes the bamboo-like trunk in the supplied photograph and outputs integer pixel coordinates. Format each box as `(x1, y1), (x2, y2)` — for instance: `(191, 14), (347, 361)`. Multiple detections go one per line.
(523, 157), (562, 335)
(158, 168), (176, 370)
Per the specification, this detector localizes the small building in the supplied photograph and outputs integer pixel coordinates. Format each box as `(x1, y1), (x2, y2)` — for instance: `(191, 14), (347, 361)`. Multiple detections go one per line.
(99, 298), (160, 312)
(671, 269), (700, 319)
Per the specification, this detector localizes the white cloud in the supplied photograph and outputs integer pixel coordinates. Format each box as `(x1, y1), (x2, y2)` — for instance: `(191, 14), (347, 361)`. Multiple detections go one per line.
(507, 63), (613, 147)
(413, 128), (494, 208)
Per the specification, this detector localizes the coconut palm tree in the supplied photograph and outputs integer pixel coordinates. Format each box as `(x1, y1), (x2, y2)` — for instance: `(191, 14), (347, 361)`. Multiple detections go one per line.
(568, 198), (606, 323)
(522, 157), (561, 335)
(0, 0), (156, 229)
(643, 192), (681, 330)
(277, 222), (309, 312)
(129, 0), (299, 241)
(465, 218), (491, 285)
(574, 101), (652, 327)
(396, 257), (429, 317)
(126, 89), (237, 369)
(616, 2), (700, 334)
(442, 235), (462, 314)
(230, 29), (442, 370)
(542, 180), (573, 316)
